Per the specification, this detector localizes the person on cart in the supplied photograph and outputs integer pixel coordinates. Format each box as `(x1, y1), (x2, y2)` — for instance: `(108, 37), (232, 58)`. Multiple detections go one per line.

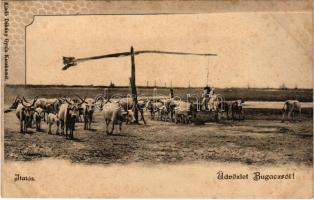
(201, 85), (211, 111)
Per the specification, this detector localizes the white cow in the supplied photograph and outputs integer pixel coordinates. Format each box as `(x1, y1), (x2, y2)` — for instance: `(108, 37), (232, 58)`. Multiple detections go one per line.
(174, 101), (191, 124)
(33, 107), (44, 131)
(57, 97), (84, 139)
(15, 97), (38, 134)
(102, 101), (124, 135)
(47, 113), (60, 135)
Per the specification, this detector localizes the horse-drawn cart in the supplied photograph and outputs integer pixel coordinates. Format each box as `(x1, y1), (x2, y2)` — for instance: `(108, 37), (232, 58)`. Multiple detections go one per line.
(187, 94), (225, 124)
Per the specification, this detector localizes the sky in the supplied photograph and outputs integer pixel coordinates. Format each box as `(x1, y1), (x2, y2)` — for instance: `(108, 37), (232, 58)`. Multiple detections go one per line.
(26, 13), (312, 88)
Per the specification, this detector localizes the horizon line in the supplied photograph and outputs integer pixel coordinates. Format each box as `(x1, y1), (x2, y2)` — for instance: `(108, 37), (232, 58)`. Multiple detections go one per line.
(4, 83), (312, 90)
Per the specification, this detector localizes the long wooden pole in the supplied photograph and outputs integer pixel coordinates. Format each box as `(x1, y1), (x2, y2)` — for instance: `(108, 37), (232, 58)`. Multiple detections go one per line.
(62, 51), (217, 70)
(130, 46), (139, 123)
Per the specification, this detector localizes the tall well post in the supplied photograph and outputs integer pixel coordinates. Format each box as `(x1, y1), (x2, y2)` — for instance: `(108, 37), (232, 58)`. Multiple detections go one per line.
(130, 46), (139, 123)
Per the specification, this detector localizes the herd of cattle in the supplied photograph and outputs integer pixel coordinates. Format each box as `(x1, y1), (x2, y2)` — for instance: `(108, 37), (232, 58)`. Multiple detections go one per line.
(4, 94), (302, 139)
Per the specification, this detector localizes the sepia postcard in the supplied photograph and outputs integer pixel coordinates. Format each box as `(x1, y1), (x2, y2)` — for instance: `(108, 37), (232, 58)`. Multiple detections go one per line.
(1, 0), (313, 198)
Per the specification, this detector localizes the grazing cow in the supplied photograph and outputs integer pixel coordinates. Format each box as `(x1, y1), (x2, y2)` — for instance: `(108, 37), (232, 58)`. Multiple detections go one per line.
(282, 100), (301, 122)
(102, 101), (124, 135)
(47, 113), (60, 135)
(33, 107), (44, 131)
(57, 97), (85, 139)
(81, 98), (95, 130)
(231, 100), (245, 120)
(15, 97), (38, 134)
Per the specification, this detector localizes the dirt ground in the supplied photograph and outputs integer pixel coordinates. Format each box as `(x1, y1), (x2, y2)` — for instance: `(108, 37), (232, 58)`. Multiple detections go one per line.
(3, 109), (313, 166)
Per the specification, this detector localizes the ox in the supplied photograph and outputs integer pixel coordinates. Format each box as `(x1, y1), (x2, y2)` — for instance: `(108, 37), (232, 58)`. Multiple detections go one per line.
(101, 101), (125, 135)
(174, 101), (191, 124)
(47, 113), (60, 135)
(15, 97), (38, 134)
(57, 97), (85, 139)
(44, 98), (62, 116)
(80, 97), (95, 130)
(33, 107), (44, 131)
(31, 98), (62, 122)
(282, 100), (301, 122)
(118, 97), (146, 124)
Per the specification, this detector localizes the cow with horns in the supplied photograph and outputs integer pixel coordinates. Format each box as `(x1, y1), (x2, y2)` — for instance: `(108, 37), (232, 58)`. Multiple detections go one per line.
(35, 98), (63, 122)
(80, 97), (96, 130)
(14, 96), (38, 134)
(101, 99), (125, 135)
(5, 95), (23, 112)
(57, 96), (86, 139)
